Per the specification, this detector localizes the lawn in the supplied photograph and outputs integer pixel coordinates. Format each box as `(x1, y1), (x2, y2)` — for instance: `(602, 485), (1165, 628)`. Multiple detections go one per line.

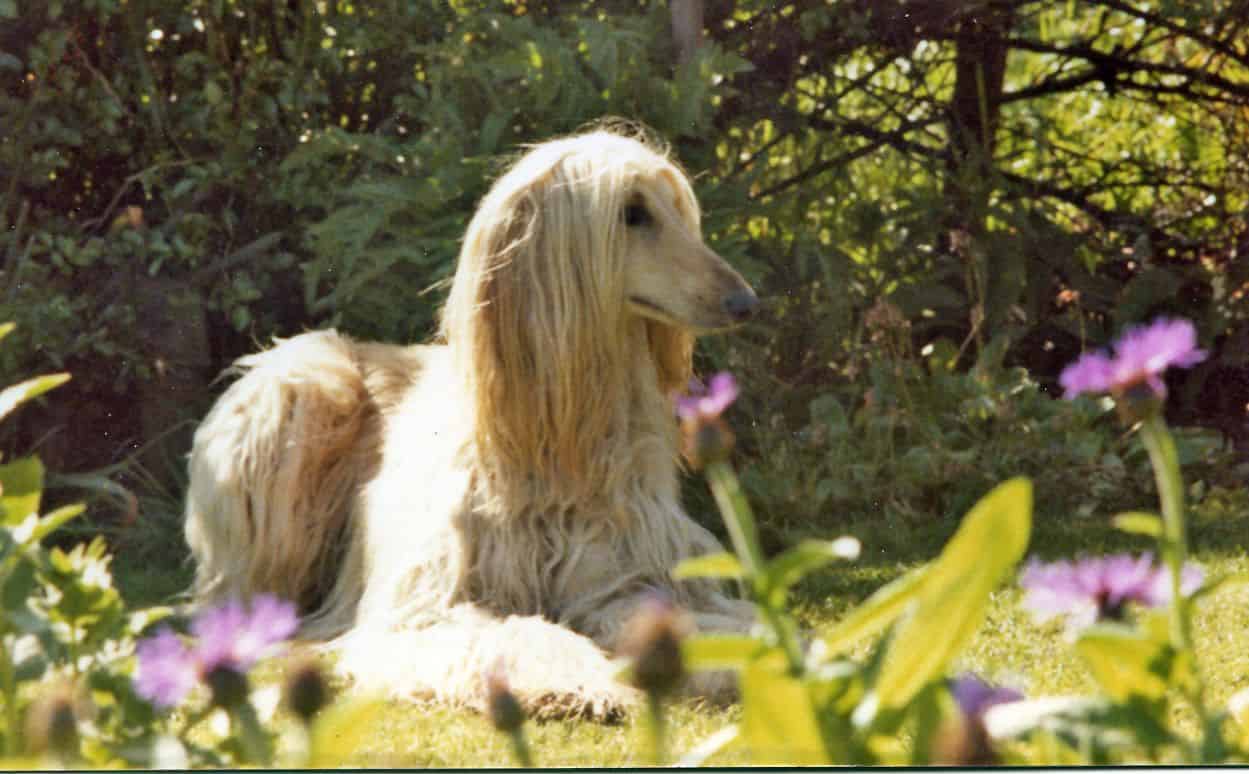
(111, 498), (1249, 767)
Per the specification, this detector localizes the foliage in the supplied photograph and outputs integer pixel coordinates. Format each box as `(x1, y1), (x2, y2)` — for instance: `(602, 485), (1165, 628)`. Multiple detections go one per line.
(0, 0), (754, 474)
(0, 330), (164, 765)
(736, 329), (1236, 539)
(4, 1), (1246, 483)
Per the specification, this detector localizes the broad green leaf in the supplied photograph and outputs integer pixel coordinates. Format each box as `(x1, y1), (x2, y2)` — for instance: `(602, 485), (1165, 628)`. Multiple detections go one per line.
(308, 697), (387, 767)
(673, 551), (743, 581)
(0, 456), (44, 526)
(1075, 624), (1180, 701)
(1112, 511), (1163, 538)
(0, 322), (14, 341)
(869, 478), (1032, 713)
(0, 373), (71, 423)
(682, 633), (765, 671)
(763, 537), (861, 606)
(818, 564), (929, 656)
(740, 657), (829, 765)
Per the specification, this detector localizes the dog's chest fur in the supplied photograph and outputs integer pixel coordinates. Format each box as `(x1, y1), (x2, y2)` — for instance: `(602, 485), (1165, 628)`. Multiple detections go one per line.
(353, 340), (707, 636)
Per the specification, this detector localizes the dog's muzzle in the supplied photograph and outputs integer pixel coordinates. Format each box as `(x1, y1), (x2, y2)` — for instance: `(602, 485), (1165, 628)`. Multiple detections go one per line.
(723, 289), (760, 323)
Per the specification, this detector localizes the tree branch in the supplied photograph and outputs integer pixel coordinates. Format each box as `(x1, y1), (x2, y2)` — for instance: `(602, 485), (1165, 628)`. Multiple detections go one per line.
(1092, 0), (1249, 68)
(1008, 37), (1249, 102)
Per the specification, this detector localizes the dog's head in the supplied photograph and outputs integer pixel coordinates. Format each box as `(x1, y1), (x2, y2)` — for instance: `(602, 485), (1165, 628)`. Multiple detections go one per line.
(442, 128), (757, 485)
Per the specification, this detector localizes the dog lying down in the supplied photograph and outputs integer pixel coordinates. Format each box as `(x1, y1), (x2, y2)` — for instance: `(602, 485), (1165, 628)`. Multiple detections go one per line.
(183, 127), (760, 721)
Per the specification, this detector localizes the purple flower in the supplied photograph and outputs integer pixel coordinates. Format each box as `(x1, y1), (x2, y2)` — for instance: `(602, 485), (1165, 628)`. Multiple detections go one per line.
(134, 594), (298, 709)
(1059, 317), (1206, 400)
(675, 372), (738, 421)
(192, 594), (299, 672)
(134, 628), (198, 709)
(1020, 553), (1204, 630)
(949, 673), (1023, 719)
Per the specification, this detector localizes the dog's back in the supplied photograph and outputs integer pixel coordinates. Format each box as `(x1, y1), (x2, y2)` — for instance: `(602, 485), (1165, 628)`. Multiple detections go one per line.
(184, 330), (423, 618)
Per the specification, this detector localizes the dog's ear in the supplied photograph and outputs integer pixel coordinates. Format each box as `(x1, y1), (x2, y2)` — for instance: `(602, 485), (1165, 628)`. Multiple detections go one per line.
(446, 168), (628, 490)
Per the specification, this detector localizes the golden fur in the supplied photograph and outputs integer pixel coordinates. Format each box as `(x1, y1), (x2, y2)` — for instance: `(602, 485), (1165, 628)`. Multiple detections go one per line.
(183, 128), (759, 720)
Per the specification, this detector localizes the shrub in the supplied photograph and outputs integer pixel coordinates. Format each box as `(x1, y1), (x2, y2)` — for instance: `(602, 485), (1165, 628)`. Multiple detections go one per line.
(736, 333), (1234, 542)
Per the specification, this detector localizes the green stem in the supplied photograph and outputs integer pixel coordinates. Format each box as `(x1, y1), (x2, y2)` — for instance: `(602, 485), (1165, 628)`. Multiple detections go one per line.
(231, 702), (273, 767)
(507, 727), (533, 768)
(646, 692), (666, 767)
(1138, 413), (1190, 650)
(1138, 412), (1212, 748)
(705, 460), (804, 673)
(705, 460), (763, 579)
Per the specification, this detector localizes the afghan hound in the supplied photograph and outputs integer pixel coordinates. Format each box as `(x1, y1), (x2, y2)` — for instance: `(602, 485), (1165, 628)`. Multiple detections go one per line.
(183, 127), (760, 720)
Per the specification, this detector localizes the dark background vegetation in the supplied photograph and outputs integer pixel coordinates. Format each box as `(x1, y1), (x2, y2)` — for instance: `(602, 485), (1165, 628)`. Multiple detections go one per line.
(1, 0), (1246, 561)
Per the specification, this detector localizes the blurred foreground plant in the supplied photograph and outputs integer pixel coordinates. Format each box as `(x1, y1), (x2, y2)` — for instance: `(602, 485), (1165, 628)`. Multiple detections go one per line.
(983, 318), (1248, 764)
(0, 325), (385, 769)
(664, 371), (1033, 765)
(635, 325), (1248, 765)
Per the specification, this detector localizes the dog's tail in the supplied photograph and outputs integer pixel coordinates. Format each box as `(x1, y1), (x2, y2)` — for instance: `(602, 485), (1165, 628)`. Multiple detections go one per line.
(184, 330), (374, 617)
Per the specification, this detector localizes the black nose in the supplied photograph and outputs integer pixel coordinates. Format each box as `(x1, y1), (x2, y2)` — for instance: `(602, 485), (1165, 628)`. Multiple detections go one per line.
(723, 290), (759, 322)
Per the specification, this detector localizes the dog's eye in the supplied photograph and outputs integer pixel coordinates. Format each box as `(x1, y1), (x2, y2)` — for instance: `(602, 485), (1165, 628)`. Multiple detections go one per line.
(623, 203), (652, 227)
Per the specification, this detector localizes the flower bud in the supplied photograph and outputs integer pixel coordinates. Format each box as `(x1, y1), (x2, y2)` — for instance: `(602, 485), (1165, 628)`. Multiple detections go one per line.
(485, 668), (526, 733)
(284, 658), (330, 723)
(931, 716), (998, 766)
(25, 684), (84, 759)
(617, 594), (692, 698)
(1112, 381), (1163, 425)
(205, 664), (250, 710)
(932, 674), (1022, 765)
(680, 416), (735, 470)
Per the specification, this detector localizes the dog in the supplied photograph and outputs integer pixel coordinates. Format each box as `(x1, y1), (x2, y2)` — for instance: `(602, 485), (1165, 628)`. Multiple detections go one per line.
(183, 127), (760, 720)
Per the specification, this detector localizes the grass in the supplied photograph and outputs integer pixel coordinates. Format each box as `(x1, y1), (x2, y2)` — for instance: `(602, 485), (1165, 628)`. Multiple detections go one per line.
(106, 491), (1249, 767)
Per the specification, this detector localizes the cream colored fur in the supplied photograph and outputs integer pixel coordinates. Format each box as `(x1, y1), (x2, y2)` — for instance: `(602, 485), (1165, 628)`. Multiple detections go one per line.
(184, 128), (758, 721)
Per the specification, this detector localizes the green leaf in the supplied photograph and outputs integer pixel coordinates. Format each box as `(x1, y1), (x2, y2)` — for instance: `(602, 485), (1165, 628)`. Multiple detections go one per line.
(128, 605), (175, 635)
(740, 656), (830, 765)
(20, 503), (84, 546)
(1075, 623), (1180, 701)
(818, 564), (929, 657)
(867, 478), (1032, 714)
(1112, 511), (1163, 538)
(0, 456), (43, 526)
(0, 0), (15, 19)
(682, 634), (765, 672)
(0, 322), (14, 342)
(0, 373), (70, 423)
(762, 537), (861, 606)
(673, 551), (743, 581)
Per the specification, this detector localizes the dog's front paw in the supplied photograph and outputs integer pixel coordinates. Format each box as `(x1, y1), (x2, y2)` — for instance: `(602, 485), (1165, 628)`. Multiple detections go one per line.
(521, 678), (640, 723)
